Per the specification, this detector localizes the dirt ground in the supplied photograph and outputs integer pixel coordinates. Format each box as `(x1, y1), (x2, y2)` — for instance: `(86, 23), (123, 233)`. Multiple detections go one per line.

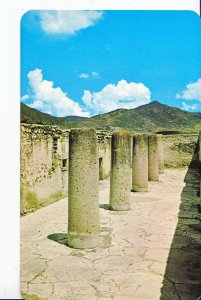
(21, 167), (201, 300)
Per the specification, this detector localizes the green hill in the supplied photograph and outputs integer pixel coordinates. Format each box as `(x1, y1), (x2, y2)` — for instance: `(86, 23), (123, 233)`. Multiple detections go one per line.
(20, 101), (201, 133)
(20, 103), (87, 128)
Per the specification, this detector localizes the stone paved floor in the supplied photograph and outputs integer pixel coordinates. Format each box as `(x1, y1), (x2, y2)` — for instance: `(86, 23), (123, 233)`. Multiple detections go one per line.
(21, 168), (201, 300)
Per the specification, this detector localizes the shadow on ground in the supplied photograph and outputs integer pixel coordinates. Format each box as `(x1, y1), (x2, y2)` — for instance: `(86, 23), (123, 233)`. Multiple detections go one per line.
(160, 143), (201, 300)
(48, 233), (68, 245)
(99, 204), (110, 210)
(48, 228), (112, 249)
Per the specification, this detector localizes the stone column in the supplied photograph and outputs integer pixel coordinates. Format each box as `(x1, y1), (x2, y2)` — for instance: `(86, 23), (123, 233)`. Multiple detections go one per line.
(148, 134), (159, 181)
(157, 134), (165, 174)
(68, 128), (100, 249)
(131, 134), (148, 192)
(109, 131), (132, 211)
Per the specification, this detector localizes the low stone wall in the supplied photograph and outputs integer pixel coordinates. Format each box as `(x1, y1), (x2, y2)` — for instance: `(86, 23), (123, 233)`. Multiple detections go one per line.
(163, 134), (198, 168)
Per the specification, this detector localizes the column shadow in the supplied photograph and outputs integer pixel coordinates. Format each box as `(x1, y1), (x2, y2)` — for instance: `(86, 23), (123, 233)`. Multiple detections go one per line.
(47, 233), (68, 245)
(160, 142), (201, 300)
(99, 204), (110, 210)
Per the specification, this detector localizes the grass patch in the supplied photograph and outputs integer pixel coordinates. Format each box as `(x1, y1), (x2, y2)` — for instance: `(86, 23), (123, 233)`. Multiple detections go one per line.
(21, 292), (46, 300)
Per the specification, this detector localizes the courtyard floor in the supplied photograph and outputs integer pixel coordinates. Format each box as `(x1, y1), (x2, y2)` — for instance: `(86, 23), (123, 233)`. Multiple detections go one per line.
(21, 167), (201, 300)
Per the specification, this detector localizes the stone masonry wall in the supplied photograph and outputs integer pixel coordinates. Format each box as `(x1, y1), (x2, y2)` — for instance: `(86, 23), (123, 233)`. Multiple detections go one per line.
(163, 134), (198, 168)
(97, 131), (112, 180)
(21, 124), (69, 214)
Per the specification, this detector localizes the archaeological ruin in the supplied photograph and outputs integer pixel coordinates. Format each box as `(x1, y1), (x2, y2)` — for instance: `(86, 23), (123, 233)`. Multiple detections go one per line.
(20, 123), (199, 215)
(20, 124), (201, 299)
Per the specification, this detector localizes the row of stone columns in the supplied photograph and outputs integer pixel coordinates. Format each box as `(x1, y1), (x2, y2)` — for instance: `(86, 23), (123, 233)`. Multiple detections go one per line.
(110, 132), (164, 211)
(67, 129), (164, 249)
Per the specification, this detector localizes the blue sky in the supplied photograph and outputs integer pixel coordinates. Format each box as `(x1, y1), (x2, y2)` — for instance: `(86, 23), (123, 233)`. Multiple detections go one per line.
(21, 10), (201, 117)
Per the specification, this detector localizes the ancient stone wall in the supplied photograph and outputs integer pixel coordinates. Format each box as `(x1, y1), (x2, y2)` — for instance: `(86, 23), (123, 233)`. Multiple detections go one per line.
(20, 124), (69, 214)
(163, 134), (198, 168)
(97, 131), (112, 179)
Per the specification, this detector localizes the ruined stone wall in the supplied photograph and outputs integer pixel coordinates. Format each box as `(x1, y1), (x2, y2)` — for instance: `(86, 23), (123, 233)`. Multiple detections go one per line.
(20, 124), (69, 214)
(163, 134), (198, 168)
(97, 131), (112, 179)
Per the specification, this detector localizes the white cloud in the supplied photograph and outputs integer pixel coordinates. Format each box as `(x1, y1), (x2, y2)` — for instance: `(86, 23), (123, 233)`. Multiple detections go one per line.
(176, 78), (201, 101)
(91, 71), (100, 78)
(181, 102), (200, 111)
(21, 94), (29, 101)
(39, 11), (103, 35)
(21, 69), (89, 117)
(82, 80), (151, 115)
(78, 71), (100, 79)
(79, 73), (89, 79)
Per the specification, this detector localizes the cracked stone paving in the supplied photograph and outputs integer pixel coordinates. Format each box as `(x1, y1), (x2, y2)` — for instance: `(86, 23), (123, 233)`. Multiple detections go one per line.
(21, 168), (201, 300)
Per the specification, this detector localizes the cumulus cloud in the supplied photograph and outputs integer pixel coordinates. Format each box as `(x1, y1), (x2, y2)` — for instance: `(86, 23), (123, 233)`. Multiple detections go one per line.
(82, 80), (151, 115)
(78, 71), (100, 79)
(21, 69), (89, 117)
(79, 73), (89, 79)
(91, 71), (100, 78)
(39, 11), (103, 35)
(176, 78), (201, 101)
(181, 102), (200, 111)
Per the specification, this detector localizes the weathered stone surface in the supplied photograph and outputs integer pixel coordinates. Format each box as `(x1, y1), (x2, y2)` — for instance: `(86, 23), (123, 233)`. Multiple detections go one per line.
(97, 131), (112, 180)
(68, 128), (100, 249)
(148, 134), (159, 181)
(157, 134), (165, 174)
(20, 124), (69, 215)
(132, 134), (148, 192)
(21, 168), (201, 300)
(109, 131), (132, 211)
(164, 133), (198, 168)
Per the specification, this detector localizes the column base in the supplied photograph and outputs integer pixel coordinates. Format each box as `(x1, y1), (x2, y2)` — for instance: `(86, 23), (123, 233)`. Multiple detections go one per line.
(109, 203), (131, 211)
(148, 173), (159, 181)
(68, 232), (100, 249)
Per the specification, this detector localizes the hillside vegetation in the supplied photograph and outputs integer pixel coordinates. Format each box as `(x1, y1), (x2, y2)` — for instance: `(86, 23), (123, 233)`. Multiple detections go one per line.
(21, 101), (201, 133)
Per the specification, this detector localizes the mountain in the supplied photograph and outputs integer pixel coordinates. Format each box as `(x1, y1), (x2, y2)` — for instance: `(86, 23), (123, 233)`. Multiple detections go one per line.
(20, 101), (201, 133)
(20, 103), (87, 128)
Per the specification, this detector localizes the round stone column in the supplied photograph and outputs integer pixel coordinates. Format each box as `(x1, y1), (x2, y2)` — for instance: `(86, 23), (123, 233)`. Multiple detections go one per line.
(109, 131), (132, 211)
(131, 134), (148, 192)
(148, 134), (159, 181)
(157, 134), (165, 174)
(68, 128), (100, 249)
